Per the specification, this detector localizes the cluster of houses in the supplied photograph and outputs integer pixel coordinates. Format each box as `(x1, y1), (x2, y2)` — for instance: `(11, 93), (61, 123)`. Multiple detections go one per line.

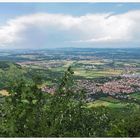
(76, 80), (100, 94)
(76, 76), (140, 96)
(100, 77), (140, 95)
(41, 74), (140, 99)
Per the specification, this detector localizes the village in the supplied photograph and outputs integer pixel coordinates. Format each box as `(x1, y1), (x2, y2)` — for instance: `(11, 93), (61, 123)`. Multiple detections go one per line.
(42, 74), (140, 102)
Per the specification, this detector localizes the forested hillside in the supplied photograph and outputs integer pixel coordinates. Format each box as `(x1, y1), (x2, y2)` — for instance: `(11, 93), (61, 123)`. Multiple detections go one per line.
(0, 63), (140, 137)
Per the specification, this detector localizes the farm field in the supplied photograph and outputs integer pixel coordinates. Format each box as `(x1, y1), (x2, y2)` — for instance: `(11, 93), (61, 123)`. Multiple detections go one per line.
(74, 68), (122, 78)
(0, 48), (140, 108)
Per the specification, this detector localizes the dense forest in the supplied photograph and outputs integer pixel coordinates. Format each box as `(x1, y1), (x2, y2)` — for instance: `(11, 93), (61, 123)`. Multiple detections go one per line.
(0, 63), (140, 137)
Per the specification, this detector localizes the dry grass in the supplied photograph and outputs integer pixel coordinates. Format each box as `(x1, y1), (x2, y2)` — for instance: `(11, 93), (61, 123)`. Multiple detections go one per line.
(0, 90), (9, 96)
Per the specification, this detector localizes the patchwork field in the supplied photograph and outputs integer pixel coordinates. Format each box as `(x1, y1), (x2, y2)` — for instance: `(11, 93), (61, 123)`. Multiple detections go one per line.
(74, 69), (122, 78)
(0, 48), (140, 109)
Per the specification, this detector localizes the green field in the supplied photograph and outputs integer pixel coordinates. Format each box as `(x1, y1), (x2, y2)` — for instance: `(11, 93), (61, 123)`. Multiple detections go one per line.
(87, 96), (139, 108)
(130, 92), (140, 99)
(74, 69), (122, 79)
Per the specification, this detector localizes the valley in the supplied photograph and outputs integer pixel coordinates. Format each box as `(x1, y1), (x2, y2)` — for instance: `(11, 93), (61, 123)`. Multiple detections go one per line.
(0, 48), (140, 108)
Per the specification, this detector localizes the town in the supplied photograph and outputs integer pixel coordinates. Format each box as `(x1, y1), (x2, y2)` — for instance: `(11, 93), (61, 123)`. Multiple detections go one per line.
(41, 74), (140, 100)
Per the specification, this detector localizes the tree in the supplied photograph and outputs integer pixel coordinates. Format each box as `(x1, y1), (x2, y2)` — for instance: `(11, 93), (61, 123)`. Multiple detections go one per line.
(1, 66), (46, 137)
(42, 66), (86, 137)
(107, 106), (140, 137)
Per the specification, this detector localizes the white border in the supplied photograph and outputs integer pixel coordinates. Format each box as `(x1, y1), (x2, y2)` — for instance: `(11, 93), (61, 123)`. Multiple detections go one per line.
(0, 0), (140, 2)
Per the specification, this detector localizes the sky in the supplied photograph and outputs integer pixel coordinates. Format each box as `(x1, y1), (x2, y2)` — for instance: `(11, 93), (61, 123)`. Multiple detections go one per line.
(0, 3), (140, 49)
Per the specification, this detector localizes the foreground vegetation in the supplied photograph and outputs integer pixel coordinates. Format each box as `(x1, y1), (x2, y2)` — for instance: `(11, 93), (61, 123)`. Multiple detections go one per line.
(0, 64), (140, 137)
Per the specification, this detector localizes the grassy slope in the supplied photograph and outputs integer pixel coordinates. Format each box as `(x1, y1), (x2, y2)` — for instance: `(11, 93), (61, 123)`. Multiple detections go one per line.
(87, 96), (140, 108)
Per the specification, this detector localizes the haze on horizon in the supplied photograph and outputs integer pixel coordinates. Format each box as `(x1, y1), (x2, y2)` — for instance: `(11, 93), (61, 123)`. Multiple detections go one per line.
(0, 3), (140, 49)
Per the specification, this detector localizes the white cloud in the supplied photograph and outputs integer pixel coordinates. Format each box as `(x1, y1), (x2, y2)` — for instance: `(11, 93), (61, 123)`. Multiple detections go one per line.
(0, 10), (140, 48)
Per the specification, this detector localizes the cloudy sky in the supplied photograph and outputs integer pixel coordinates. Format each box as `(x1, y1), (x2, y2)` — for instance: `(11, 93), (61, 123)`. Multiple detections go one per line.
(0, 3), (140, 49)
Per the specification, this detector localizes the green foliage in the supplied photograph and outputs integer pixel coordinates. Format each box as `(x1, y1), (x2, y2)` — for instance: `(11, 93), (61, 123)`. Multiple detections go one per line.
(107, 106), (140, 137)
(0, 64), (24, 89)
(1, 77), (46, 137)
(0, 66), (140, 137)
